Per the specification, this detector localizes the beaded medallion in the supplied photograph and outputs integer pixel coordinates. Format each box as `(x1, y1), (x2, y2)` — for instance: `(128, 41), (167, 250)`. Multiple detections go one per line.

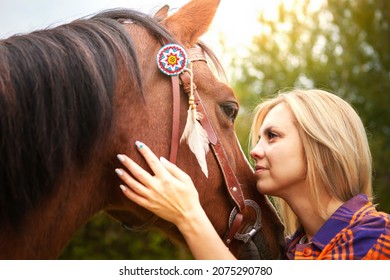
(156, 44), (188, 76)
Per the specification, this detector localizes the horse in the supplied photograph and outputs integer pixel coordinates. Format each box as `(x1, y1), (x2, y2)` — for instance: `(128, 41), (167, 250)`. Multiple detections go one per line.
(0, 0), (285, 259)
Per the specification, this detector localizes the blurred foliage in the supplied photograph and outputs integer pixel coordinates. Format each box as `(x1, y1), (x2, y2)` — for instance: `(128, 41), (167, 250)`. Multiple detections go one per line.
(232, 0), (390, 213)
(60, 212), (192, 259)
(62, 0), (390, 259)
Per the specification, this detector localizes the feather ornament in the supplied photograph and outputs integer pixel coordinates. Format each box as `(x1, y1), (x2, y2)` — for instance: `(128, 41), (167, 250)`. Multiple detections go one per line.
(180, 107), (210, 177)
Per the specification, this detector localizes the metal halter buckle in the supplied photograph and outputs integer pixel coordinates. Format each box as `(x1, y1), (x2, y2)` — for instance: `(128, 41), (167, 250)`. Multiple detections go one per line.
(228, 199), (262, 243)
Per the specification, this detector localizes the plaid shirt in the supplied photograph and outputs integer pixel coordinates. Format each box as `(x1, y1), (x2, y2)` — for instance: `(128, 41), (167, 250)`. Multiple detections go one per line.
(285, 194), (390, 259)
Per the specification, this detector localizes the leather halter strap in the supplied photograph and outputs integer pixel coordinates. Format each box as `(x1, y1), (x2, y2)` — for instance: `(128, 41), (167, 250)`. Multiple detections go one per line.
(168, 75), (180, 163)
(176, 47), (248, 245)
(168, 47), (207, 163)
(179, 72), (246, 212)
(169, 46), (246, 212)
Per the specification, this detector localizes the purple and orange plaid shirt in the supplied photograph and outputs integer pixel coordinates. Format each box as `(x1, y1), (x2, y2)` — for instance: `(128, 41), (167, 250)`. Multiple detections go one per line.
(285, 194), (390, 259)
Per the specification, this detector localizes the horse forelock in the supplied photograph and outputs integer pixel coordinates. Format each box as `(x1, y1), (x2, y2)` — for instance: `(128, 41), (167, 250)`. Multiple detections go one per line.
(0, 9), (173, 229)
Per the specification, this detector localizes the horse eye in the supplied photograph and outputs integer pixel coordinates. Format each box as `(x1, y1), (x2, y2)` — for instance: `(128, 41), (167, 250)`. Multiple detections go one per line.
(221, 103), (239, 122)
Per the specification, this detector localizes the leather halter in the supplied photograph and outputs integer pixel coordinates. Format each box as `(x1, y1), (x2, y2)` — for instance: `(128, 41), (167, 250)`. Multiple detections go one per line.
(168, 47), (255, 245)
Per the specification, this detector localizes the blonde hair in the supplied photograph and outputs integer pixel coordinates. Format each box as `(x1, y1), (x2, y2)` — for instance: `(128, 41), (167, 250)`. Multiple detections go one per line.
(250, 89), (373, 235)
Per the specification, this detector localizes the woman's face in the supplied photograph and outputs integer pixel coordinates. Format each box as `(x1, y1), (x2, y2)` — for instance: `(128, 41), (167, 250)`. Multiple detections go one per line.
(249, 103), (307, 198)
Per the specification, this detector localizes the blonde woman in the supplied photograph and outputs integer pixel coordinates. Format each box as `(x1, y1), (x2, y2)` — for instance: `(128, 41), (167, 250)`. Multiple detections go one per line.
(115, 89), (390, 259)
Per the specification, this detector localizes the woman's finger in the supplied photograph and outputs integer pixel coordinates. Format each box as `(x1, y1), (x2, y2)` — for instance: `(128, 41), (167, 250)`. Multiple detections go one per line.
(117, 154), (157, 190)
(134, 141), (169, 178)
(160, 156), (193, 183)
(159, 157), (199, 199)
(119, 184), (150, 210)
(115, 167), (150, 198)
(116, 150), (201, 226)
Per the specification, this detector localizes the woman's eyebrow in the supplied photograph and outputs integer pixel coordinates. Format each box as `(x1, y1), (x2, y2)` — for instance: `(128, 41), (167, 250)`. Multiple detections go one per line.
(258, 125), (274, 139)
(260, 125), (276, 134)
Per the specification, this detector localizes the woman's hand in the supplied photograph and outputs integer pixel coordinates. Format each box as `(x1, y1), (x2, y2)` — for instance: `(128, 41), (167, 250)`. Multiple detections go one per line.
(115, 141), (236, 259)
(115, 141), (202, 228)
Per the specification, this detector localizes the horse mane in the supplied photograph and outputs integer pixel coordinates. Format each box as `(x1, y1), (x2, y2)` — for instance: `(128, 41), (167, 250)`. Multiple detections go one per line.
(0, 9), (168, 229)
(0, 8), (225, 230)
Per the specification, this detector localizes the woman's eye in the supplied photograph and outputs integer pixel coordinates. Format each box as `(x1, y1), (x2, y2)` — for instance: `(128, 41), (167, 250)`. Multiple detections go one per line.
(268, 131), (278, 140)
(221, 104), (238, 122)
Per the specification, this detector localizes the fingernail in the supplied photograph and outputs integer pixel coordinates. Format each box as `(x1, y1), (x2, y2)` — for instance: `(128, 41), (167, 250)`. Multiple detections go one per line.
(119, 184), (128, 192)
(160, 156), (169, 164)
(135, 141), (144, 149)
(115, 168), (123, 176)
(117, 154), (126, 162)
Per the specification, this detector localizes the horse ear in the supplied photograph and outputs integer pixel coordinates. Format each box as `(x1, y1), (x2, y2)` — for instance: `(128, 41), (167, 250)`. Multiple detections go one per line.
(162, 0), (220, 47)
(153, 5), (170, 22)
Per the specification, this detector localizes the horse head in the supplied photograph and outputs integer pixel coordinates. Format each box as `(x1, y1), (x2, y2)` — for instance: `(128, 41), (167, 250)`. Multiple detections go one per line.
(105, 0), (285, 259)
(0, 0), (284, 259)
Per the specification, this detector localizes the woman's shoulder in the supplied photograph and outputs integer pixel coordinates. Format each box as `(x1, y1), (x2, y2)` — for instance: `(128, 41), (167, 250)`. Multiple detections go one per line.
(345, 195), (390, 239)
(317, 195), (390, 259)
(340, 202), (390, 259)
(352, 212), (390, 259)
(349, 197), (390, 229)
(349, 209), (389, 239)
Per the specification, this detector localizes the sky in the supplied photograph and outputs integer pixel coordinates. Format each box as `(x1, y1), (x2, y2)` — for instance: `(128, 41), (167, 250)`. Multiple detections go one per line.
(0, 0), (269, 64)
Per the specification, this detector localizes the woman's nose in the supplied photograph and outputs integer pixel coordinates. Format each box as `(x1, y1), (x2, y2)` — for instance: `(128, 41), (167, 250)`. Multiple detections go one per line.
(250, 141), (265, 159)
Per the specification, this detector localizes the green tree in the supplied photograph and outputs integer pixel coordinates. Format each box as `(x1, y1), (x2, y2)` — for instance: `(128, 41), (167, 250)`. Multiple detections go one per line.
(233, 0), (390, 211)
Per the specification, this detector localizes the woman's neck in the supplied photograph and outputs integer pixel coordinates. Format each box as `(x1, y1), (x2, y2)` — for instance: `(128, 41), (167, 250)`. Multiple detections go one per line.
(284, 190), (343, 241)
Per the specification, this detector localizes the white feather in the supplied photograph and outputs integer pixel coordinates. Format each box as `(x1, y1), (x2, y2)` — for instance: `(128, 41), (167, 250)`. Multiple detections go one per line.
(180, 108), (210, 177)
